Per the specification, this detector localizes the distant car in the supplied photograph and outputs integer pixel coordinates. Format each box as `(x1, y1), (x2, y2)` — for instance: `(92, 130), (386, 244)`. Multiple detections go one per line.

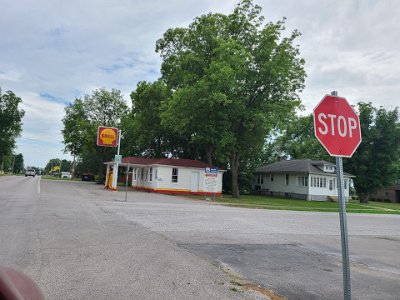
(25, 169), (36, 177)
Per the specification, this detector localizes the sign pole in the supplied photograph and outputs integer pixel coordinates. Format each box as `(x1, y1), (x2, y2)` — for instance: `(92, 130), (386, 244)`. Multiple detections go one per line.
(111, 130), (122, 191)
(331, 90), (351, 300)
(124, 165), (129, 202)
(336, 156), (351, 300)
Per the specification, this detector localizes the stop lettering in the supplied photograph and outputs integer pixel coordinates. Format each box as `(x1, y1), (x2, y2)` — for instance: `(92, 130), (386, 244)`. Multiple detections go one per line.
(317, 113), (358, 138)
(313, 95), (362, 157)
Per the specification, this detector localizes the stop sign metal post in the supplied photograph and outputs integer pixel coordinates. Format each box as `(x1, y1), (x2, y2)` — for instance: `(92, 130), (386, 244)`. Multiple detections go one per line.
(313, 92), (362, 300)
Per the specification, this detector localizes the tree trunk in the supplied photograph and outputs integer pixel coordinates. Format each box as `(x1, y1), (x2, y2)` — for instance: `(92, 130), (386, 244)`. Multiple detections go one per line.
(205, 144), (214, 165)
(359, 193), (369, 204)
(230, 152), (240, 198)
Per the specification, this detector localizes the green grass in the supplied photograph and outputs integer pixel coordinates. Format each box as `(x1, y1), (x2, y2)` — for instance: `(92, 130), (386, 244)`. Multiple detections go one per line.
(196, 194), (400, 214)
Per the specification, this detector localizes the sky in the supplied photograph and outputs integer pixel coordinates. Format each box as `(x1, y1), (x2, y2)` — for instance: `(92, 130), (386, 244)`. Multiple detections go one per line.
(1, 0), (399, 167)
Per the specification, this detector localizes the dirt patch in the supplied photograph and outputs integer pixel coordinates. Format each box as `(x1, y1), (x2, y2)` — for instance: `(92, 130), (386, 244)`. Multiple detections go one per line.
(240, 283), (286, 300)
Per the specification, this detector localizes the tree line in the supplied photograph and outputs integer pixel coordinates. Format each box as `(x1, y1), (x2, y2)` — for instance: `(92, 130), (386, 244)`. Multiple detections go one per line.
(62, 0), (399, 201)
(0, 88), (25, 173)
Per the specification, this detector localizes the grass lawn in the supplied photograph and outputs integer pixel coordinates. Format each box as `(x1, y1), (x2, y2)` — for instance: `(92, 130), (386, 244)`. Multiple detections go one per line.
(200, 194), (400, 214)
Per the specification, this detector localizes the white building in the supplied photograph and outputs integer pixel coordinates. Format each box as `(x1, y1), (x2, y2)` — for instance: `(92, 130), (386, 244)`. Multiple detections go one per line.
(61, 172), (72, 179)
(254, 159), (354, 201)
(105, 157), (223, 196)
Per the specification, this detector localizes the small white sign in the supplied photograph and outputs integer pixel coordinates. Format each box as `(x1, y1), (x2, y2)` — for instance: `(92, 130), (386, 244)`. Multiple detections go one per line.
(204, 174), (218, 193)
(114, 155), (122, 164)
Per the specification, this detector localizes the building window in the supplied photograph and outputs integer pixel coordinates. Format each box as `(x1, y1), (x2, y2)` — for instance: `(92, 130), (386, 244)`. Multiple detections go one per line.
(133, 168), (137, 181)
(270, 173), (274, 182)
(172, 168), (178, 183)
(298, 176), (308, 187)
(155, 169), (158, 179)
(285, 174), (289, 185)
(150, 167), (153, 182)
(329, 179), (333, 191)
(257, 174), (264, 185)
(344, 179), (347, 189)
(141, 168), (144, 180)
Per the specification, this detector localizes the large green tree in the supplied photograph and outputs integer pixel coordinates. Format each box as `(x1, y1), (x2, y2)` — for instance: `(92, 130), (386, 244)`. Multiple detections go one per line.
(13, 153), (24, 174)
(273, 114), (333, 161)
(156, 0), (306, 197)
(344, 103), (400, 203)
(122, 80), (180, 158)
(0, 88), (25, 165)
(62, 88), (128, 180)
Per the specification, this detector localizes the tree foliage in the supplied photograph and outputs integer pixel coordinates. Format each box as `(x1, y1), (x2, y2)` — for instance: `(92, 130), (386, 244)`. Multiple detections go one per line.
(273, 114), (333, 161)
(344, 103), (400, 202)
(13, 153), (24, 174)
(62, 88), (128, 180)
(121, 80), (176, 158)
(0, 88), (25, 162)
(156, 0), (306, 197)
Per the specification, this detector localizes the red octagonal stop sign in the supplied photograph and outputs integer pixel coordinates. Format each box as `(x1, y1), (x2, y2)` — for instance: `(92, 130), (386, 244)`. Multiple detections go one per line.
(313, 95), (362, 157)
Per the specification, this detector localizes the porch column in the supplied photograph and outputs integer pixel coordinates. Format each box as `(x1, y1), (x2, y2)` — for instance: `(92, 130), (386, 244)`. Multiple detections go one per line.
(111, 162), (118, 191)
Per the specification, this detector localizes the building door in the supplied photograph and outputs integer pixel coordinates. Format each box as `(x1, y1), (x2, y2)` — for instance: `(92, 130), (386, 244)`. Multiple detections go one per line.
(190, 172), (199, 192)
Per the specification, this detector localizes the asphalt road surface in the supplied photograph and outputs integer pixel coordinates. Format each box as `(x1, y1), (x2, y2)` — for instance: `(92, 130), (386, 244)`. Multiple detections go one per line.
(0, 176), (399, 299)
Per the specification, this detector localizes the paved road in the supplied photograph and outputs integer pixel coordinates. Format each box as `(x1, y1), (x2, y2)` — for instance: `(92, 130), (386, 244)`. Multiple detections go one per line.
(1, 176), (399, 299)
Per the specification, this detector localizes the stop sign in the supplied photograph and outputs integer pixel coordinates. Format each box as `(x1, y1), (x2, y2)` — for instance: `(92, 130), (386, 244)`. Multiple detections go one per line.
(313, 95), (362, 157)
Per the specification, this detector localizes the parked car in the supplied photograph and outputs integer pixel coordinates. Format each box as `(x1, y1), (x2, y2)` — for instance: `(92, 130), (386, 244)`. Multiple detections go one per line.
(25, 169), (36, 177)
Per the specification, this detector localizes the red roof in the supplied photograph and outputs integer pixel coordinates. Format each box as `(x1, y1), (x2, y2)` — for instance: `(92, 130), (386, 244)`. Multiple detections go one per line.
(121, 157), (219, 169)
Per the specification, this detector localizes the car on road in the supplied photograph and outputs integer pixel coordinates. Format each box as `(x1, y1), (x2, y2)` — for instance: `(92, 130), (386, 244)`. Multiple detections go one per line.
(25, 169), (36, 177)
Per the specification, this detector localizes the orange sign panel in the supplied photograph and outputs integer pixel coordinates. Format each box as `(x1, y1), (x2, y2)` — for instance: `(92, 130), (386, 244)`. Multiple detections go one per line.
(97, 126), (118, 147)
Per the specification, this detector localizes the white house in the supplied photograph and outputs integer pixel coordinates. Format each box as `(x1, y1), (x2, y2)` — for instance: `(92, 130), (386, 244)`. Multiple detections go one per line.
(105, 157), (224, 196)
(254, 159), (354, 201)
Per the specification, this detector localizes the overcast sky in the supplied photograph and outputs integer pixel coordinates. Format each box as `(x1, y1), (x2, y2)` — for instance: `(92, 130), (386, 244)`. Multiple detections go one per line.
(1, 0), (399, 167)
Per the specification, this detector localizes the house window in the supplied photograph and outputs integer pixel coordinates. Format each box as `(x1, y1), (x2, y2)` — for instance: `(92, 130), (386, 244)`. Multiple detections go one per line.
(329, 179), (333, 191)
(257, 174), (264, 185)
(270, 174), (274, 182)
(155, 169), (158, 179)
(344, 179), (347, 189)
(322, 178), (327, 188)
(172, 168), (178, 183)
(261, 175), (264, 184)
(141, 168), (144, 180)
(133, 168), (137, 181)
(298, 176), (308, 187)
(285, 174), (289, 185)
(150, 167), (153, 182)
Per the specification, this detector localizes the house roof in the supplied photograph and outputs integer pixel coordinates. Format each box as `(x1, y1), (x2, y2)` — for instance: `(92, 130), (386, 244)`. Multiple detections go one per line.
(117, 156), (219, 169)
(255, 159), (353, 176)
